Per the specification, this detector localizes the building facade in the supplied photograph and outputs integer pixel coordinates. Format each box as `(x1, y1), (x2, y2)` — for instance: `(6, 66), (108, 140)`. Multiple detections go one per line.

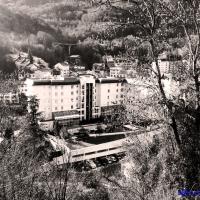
(23, 75), (127, 128)
(151, 60), (178, 76)
(0, 92), (19, 104)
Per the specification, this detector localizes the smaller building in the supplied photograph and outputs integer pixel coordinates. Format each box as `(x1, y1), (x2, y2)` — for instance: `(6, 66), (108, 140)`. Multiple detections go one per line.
(73, 65), (86, 72)
(53, 62), (70, 77)
(69, 55), (81, 65)
(104, 55), (115, 70)
(151, 52), (183, 76)
(0, 92), (19, 104)
(110, 66), (128, 78)
(152, 60), (174, 75)
(11, 52), (49, 80)
(92, 63), (107, 77)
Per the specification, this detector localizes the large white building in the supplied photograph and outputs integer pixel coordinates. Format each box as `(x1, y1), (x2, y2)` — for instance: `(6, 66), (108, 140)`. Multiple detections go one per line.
(23, 74), (127, 129)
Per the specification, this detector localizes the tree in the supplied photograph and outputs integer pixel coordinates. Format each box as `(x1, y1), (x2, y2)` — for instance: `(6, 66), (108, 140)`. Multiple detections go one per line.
(96, 124), (104, 133)
(17, 93), (28, 115)
(28, 96), (41, 133)
(0, 74), (18, 138)
(110, 104), (127, 131)
(95, 0), (200, 193)
(74, 38), (104, 70)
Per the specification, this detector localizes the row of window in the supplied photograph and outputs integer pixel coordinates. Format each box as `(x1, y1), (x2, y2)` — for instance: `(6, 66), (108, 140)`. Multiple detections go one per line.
(54, 97), (79, 103)
(108, 88), (124, 93)
(53, 90), (79, 96)
(107, 94), (123, 99)
(53, 107), (100, 113)
(53, 85), (79, 89)
(54, 104), (78, 111)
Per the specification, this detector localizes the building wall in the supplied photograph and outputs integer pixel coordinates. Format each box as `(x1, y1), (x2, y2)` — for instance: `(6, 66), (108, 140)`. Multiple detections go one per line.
(24, 76), (126, 123)
(152, 60), (176, 75)
(79, 75), (96, 120)
(0, 92), (19, 104)
(97, 82), (124, 107)
(25, 79), (80, 120)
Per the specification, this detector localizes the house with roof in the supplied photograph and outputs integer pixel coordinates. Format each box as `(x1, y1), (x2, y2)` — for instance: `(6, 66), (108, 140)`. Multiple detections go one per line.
(53, 62), (70, 78)
(10, 52), (50, 80)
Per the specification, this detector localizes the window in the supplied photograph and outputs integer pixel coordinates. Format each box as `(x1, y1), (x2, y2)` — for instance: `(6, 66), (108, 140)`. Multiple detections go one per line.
(82, 110), (84, 114)
(97, 149), (107, 153)
(76, 90), (78, 94)
(71, 85), (74, 89)
(71, 98), (74, 102)
(61, 106), (63, 110)
(117, 83), (119, 86)
(61, 99), (63, 103)
(121, 88), (124, 92)
(76, 97), (78, 100)
(71, 91), (74, 95)
(61, 86), (63, 89)
(108, 89), (110, 93)
(107, 96), (109, 99)
(116, 89), (118, 92)
(55, 107), (57, 110)
(82, 85), (85, 89)
(71, 105), (73, 109)
(85, 152), (95, 156)
(109, 147), (118, 151)
(73, 154), (84, 158)
(82, 104), (84, 108)
(116, 95), (118, 98)
(121, 95), (123, 98)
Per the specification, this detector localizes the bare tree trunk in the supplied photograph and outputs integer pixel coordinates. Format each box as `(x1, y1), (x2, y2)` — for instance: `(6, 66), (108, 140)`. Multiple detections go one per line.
(150, 39), (181, 147)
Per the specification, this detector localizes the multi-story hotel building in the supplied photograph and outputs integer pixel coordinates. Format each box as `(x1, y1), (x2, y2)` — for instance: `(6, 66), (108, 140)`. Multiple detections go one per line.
(23, 74), (127, 129)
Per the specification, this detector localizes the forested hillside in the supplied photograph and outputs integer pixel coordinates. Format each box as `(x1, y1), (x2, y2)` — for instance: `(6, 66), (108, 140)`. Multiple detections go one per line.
(0, 0), (188, 72)
(0, 0), (103, 71)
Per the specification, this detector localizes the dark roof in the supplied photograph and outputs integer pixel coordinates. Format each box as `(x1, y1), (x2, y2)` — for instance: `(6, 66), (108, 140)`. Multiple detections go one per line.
(96, 78), (127, 84)
(33, 78), (80, 86)
(53, 110), (79, 118)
